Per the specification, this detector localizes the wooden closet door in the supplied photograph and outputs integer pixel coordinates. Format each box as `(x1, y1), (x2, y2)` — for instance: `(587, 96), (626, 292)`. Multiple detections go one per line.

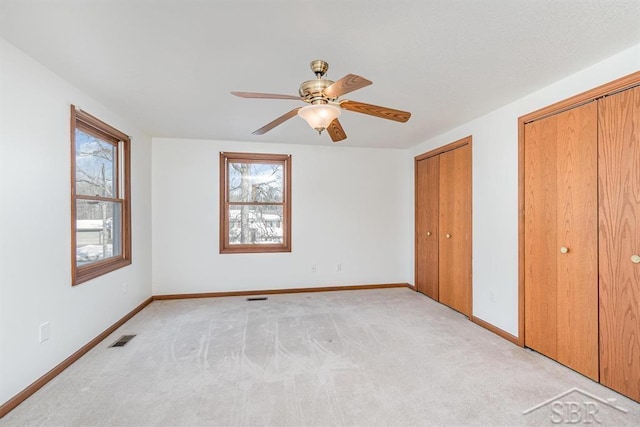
(524, 102), (598, 380)
(438, 144), (471, 316)
(415, 156), (440, 299)
(598, 86), (640, 401)
(556, 102), (598, 381)
(524, 113), (559, 360)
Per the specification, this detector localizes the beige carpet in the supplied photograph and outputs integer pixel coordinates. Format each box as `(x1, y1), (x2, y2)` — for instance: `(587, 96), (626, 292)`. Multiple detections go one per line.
(2, 288), (639, 426)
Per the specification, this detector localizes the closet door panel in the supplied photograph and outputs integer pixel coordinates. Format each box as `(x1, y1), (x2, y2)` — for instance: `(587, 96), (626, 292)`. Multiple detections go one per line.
(555, 102), (599, 381)
(524, 116), (559, 359)
(599, 86), (640, 401)
(415, 156), (440, 299)
(438, 145), (471, 316)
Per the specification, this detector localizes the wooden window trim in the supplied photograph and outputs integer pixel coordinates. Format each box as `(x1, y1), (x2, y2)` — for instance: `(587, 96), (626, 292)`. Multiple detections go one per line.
(219, 152), (291, 254)
(71, 106), (132, 285)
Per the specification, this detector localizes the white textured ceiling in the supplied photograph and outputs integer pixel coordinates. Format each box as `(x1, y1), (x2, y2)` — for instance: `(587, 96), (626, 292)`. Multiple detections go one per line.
(1, 0), (639, 148)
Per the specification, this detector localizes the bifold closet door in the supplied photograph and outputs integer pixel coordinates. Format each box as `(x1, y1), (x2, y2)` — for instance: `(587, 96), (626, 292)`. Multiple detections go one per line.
(598, 85), (640, 401)
(524, 101), (598, 380)
(438, 144), (471, 317)
(415, 156), (440, 299)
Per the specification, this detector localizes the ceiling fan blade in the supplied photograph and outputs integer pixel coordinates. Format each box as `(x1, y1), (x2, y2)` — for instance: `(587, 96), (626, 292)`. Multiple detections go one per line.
(327, 118), (347, 142)
(340, 100), (411, 123)
(231, 91), (302, 101)
(252, 108), (301, 135)
(324, 74), (372, 98)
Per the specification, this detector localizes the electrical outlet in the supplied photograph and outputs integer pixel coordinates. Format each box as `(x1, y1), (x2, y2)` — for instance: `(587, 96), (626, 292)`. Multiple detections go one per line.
(39, 322), (50, 343)
(337, 264), (342, 272)
(490, 291), (495, 303)
(122, 282), (128, 295)
(311, 264), (317, 273)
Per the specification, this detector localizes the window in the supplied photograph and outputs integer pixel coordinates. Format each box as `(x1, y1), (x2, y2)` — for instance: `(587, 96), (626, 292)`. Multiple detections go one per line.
(71, 106), (131, 285)
(220, 152), (291, 254)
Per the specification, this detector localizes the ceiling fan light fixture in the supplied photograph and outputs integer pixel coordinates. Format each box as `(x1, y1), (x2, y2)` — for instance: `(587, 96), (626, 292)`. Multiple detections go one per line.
(232, 60), (410, 140)
(297, 104), (341, 134)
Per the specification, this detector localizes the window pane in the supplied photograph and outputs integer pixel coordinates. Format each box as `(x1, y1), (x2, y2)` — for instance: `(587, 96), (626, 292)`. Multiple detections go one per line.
(75, 129), (117, 197)
(228, 205), (284, 245)
(228, 162), (283, 203)
(76, 200), (121, 265)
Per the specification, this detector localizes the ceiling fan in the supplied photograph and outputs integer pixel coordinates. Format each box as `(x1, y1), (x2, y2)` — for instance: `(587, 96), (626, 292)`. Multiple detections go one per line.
(231, 60), (411, 142)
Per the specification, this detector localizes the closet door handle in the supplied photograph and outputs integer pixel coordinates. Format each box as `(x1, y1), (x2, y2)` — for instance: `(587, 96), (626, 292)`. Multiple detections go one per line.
(427, 231), (432, 236)
(632, 254), (640, 264)
(446, 233), (451, 239)
(560, 246), (569, 254)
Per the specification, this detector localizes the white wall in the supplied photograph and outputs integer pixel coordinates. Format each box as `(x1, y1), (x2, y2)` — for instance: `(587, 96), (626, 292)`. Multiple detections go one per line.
(409, 43), (640, 337)
(152, 138), (412, 295)
(0, 38), (153, 405)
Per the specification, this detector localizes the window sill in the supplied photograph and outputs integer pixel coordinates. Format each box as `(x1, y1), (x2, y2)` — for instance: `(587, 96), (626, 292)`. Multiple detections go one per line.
(220, 245), (291, 254)
(73, 257), (131, 285)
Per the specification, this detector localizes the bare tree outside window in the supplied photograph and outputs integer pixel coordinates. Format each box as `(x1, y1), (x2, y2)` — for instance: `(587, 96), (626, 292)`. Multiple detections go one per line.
(75, 131), (119, 264)
(220, 152), (291, 253)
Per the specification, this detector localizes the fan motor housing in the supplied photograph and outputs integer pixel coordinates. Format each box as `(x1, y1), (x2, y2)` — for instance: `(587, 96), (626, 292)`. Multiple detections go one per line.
(299, 79), (335, 103)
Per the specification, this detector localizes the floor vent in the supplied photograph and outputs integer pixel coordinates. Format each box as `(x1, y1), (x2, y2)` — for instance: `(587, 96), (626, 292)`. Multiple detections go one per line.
(246, 297), (268, 301)
(109, 334), (136, 348)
